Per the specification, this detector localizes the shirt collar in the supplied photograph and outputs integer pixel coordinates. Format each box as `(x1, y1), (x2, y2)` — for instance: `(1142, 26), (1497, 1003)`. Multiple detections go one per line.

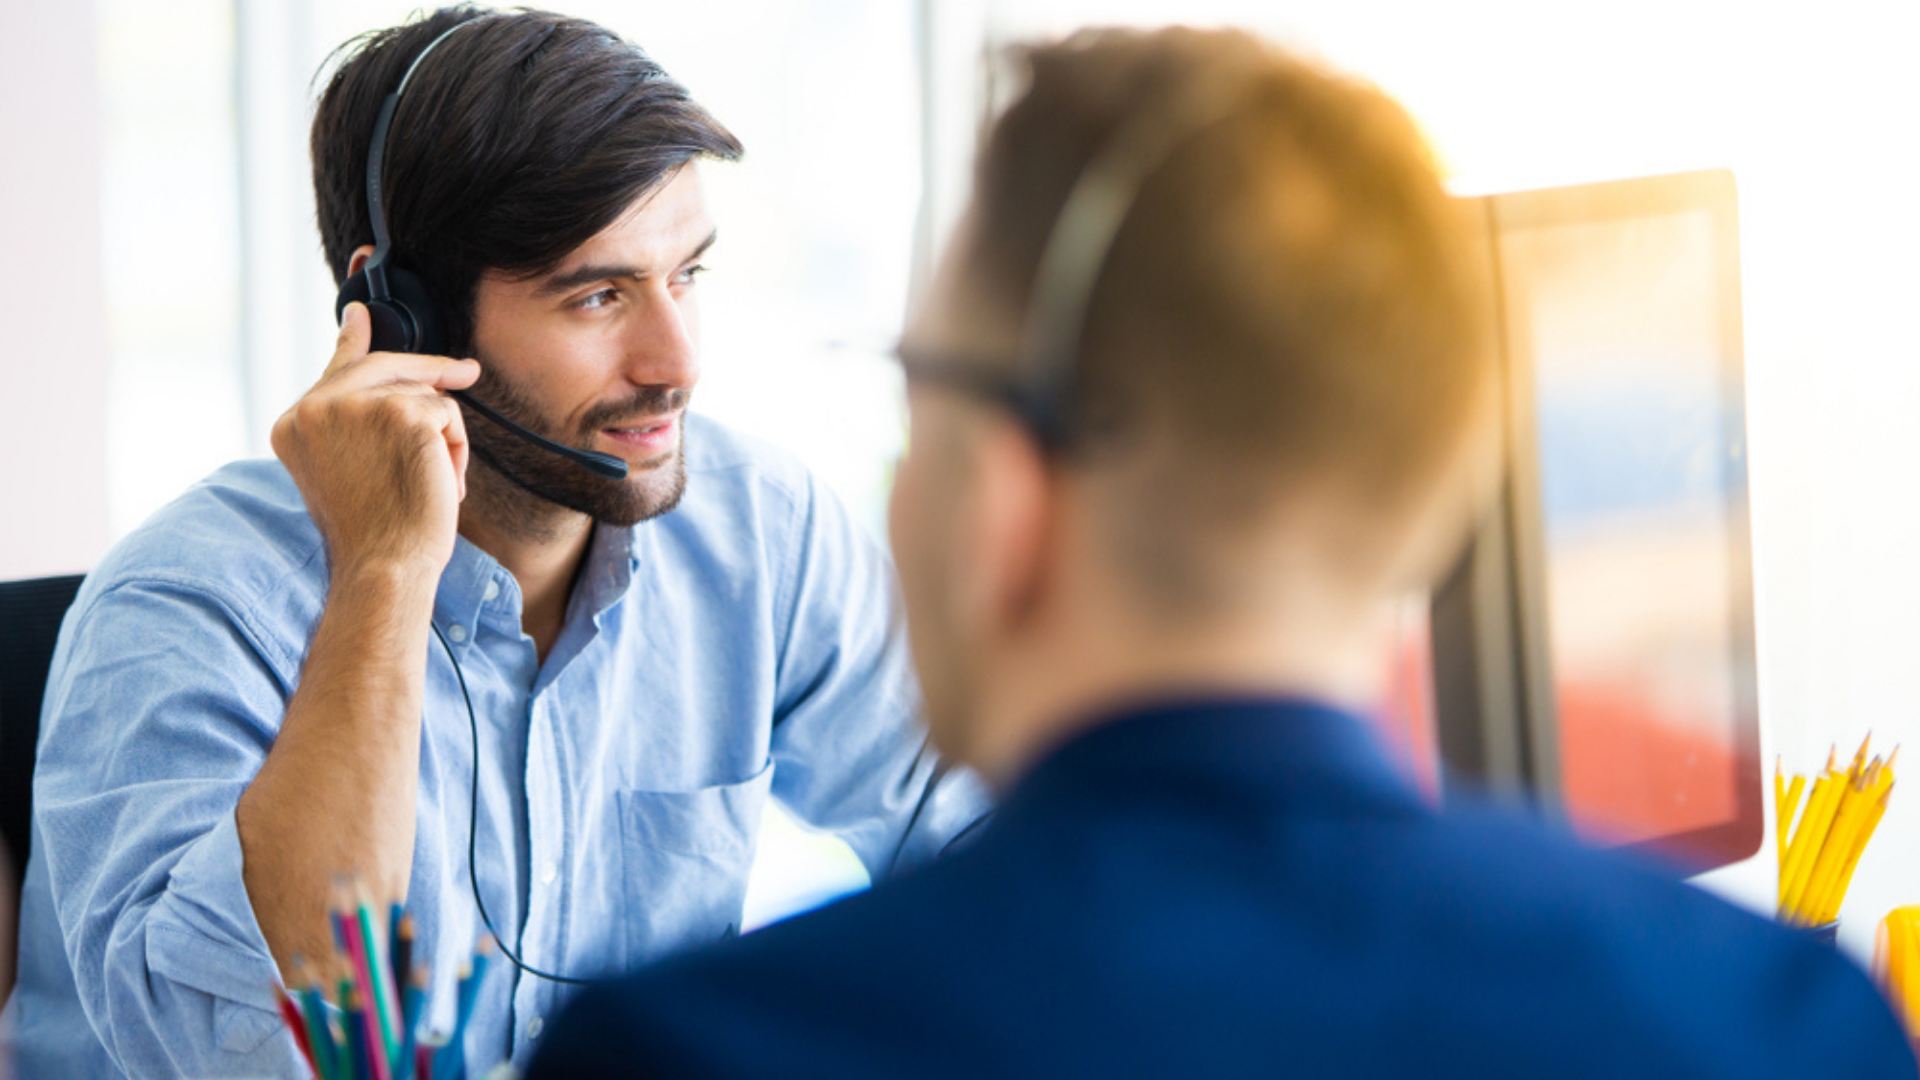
(432, 534), (514, 652)
(430, 522), (643, 656)
(571, 521), (642, 627)
(1001, 695), (1427, 823)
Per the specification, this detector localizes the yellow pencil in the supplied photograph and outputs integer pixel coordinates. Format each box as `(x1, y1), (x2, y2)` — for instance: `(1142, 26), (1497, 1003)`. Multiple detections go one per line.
(1797, 776), (1868, 923)
(1828, 773), (1883, 898)
(1802, 777), (1870, 923)
(1826, 760), (1883, 907)
(1776, 769), (1827, 911)
(1821, 789), (1892, 925)
(1850, 732), (1873, 781)
(1777, 771), (1807, 862)
(1779, 771), (1843, 920)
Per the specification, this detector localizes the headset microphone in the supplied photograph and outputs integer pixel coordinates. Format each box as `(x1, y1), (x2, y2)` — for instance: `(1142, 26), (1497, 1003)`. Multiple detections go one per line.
(450, 389), (631, 480)
(334, 16), (629, 482)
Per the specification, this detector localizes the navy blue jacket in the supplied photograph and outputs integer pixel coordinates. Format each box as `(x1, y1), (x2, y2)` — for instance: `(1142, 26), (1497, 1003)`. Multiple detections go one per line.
(528, 698), (1914, 1078)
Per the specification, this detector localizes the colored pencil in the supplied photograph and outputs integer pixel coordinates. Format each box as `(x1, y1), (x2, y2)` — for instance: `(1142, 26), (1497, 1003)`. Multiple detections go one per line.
(345, 986), (373, 1080)
(300, 983), (340, 1080)
(396, 963), (428, 1080)
(278, 988), (321, 1077)
(294, 956), (340, 1080)
(355, 894), (403, 1064)
(391, 910), (415, 997)
(271, 890), (513, 1080)
(433, 962), (474, 1080)
(334, 892), (393, 1080)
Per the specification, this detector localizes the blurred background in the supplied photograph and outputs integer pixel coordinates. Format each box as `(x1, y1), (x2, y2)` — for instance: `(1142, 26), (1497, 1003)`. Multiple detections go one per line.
(3, 0), (1919, 946)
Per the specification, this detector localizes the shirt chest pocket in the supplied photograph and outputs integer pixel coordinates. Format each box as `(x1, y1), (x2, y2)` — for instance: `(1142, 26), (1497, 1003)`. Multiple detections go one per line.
(616, 759), (773, 965)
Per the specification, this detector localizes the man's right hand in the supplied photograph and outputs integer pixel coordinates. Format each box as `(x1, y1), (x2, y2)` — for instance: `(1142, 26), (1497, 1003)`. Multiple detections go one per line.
(271, 302), (481, 578)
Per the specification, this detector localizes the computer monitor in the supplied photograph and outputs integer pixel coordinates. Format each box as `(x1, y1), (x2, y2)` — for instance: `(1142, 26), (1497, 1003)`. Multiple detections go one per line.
(1428, 169), (1762, 873)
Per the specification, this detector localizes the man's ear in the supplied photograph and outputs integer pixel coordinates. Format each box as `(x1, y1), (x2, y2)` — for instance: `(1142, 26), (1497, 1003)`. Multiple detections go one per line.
(345, 244), (378, 279)
(952, 414), (1054, 640)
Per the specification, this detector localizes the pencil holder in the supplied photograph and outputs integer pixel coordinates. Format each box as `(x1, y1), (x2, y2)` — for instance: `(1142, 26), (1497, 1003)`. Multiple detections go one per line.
(1805, 920), (1840, 948)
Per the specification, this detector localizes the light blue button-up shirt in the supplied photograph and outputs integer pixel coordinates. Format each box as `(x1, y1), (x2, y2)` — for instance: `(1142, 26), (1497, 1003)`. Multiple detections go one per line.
(4, 414), (988, 1079)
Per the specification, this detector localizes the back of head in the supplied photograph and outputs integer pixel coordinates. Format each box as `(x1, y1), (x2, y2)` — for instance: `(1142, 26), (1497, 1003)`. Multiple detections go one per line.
(310, 5), (742, 355)
(960, 28), (1496, 617)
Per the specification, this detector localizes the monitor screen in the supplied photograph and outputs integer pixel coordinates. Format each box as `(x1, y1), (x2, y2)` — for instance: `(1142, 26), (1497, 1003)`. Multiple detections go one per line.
(1500, 203), (1754, 850)
(1429, 170), (1762, 872)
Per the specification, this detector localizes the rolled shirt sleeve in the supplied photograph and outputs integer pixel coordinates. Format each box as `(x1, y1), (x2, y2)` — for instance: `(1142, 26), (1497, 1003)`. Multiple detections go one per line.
(34, 580), (302, 1077)
(764, 471), (992, 878)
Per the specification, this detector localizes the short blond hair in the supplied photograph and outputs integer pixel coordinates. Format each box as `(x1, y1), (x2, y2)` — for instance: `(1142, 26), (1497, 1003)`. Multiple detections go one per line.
(959, 27), (1495, 610)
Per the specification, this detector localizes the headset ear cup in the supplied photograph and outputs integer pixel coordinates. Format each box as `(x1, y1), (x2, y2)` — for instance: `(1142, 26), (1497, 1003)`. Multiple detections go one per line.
(333, 264), (448, 356)
(384, 265), (448, 357)
(334, 271), (416, 353)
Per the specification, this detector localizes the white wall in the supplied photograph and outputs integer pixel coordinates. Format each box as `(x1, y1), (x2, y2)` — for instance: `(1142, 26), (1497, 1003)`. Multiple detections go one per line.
(0, 2), (112, 580)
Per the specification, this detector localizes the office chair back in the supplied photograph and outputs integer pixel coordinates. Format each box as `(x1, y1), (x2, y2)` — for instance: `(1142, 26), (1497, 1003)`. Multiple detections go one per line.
(0, 574), (85, 889)
(0, 573), (84, 1007)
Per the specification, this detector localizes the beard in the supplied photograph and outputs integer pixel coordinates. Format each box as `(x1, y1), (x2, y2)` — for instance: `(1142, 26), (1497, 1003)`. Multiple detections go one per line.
(459, 352), (692, 534)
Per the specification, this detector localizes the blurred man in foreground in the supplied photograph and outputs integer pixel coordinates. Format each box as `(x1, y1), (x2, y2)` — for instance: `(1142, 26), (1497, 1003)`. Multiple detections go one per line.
(528, 27), (1912, 1078)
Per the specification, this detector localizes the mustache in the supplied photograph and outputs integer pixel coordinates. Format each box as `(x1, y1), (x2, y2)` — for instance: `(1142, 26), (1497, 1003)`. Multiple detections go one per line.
(579, 386), (690, 433)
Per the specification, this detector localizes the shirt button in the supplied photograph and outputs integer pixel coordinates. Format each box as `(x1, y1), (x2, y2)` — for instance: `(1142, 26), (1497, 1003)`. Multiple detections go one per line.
(448, 623), (468, 644)
(483, 579), (500, 603)
(540, 860), (559, 886)
(527, 1017), (544, 1039)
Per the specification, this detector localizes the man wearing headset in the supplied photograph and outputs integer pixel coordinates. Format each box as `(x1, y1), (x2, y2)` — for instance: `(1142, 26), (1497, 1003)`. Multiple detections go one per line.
(526, 28), (1913, 1078)
(5, 6), (985, 1078)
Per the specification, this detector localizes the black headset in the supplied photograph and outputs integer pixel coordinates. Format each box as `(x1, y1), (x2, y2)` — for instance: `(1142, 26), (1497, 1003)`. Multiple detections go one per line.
(333, 16), (628, 481)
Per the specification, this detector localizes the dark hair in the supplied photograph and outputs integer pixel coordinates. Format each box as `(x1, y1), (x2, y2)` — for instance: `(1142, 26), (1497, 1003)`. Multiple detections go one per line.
(960, 28), (1494, 605)
(311, 5), (743, 354)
